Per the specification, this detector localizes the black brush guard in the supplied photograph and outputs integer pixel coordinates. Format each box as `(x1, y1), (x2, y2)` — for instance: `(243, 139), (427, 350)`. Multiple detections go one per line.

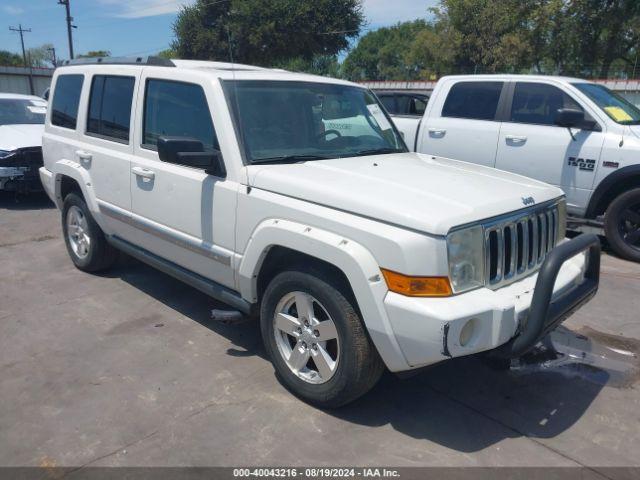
(495, 233), (601, 359)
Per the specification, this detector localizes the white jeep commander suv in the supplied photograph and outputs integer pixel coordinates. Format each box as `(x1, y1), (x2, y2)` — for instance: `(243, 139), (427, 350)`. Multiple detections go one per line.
(40, 57), (600, 407)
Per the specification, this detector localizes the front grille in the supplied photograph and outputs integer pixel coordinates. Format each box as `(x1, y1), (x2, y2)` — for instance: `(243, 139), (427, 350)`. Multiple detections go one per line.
(484, 203), (560, 288)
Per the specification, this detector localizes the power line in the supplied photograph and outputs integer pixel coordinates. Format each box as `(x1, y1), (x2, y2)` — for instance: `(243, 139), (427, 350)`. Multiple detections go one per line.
(9, 24), (35, 94)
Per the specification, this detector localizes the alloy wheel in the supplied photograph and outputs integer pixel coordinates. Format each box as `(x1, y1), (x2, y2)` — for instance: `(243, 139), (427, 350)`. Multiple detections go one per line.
(66, 205), (91, 259)
(273, 291), (340, 384)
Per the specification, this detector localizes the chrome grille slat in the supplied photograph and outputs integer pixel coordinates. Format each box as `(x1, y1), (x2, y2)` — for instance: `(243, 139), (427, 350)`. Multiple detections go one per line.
(496, 227), (504, 283)
(517, 218), (528, 274)
(483, 203), (560, 289)
(538, 213), (547, 263)
(530, 216), (538, 268)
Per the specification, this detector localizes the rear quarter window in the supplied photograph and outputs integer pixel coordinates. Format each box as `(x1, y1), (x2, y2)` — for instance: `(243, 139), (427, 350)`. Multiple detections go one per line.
(51, 74), (84, 129)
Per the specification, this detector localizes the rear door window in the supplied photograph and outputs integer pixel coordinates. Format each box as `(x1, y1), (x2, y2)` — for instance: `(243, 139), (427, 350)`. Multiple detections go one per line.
(87, 75), (136, 142)
(51, 74), (84, 129)
(442, 81), (504, 120)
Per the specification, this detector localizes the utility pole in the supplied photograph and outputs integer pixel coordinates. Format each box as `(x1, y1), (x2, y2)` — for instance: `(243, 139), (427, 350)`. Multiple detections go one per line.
(57, 0), (75, 59)
(48, 46), (57, 67)
(9, 24), (34, 95)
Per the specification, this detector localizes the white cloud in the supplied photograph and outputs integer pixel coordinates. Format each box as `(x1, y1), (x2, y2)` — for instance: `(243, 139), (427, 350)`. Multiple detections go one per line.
(2, 5), (25, 15)
(99, 0), (195, 19)
(361, 0), (437, 27)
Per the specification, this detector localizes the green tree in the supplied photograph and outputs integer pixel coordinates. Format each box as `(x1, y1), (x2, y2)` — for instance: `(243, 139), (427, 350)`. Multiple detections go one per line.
(173, 0), (363, 67)
(424, 0), (640, 78)
(342, 20), (432, 81)
(156, 48), (176, 60)
(0, 50), (23, 67)
(278, 55), (341, 77)
(433, 0), (536, 74)
(406, 11), (461, 78)
(26, 44), (56, 67)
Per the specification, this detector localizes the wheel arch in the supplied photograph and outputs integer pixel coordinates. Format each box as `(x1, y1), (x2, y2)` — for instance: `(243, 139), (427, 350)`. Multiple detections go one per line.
(586, 165), (640, 218)
(52, 161), (99, 213)
(256, 246), (356, 305)
(238, 219), (409, 372)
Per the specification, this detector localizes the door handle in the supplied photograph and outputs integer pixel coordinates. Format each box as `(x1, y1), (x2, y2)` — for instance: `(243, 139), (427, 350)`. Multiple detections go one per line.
(76, 150), (92, 166)
(132, 166), (155, 180)
(428, 128), (447, 137)
(505, 135), (527, 144)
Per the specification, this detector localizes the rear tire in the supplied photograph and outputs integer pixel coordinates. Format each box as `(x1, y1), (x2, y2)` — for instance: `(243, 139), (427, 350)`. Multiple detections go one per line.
(260, 267), (384, 408)
(604, 188), (640, 262)
(62, 193), (118, 272)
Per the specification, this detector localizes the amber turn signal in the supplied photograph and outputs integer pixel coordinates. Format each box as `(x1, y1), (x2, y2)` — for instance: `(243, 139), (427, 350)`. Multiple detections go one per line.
(381, 269), (453, 297)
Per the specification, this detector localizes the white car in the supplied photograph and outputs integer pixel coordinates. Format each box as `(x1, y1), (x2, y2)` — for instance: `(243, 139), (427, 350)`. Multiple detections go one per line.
(0, 93), (47, 192)
(40, 58), (600, 407)
(391, 75), (640, 262)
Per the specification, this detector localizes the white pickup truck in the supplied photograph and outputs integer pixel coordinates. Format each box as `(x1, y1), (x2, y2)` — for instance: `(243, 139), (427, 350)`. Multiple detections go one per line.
(391, 75), (640, 262)
(41, 59), (599, 407)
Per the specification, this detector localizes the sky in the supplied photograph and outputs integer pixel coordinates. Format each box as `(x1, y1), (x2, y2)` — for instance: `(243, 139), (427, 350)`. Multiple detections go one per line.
(0, 0), (437, 62)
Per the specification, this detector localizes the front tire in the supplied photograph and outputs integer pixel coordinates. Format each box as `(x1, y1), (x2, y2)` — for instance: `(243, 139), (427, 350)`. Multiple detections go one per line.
(260, 268), (384, 408)
(604, 188), (640, 262)
(62, 193), (117, 272)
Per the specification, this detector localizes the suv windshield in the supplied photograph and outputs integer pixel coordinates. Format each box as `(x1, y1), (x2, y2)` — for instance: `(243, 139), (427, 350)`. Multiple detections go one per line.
(573, 82), (640, 125)
(0, 98), (47, 126)
(224, 80), (407, 164)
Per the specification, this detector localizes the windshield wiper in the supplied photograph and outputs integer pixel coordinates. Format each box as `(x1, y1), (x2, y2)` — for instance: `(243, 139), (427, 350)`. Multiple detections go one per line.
(251, 154), (330, 165)
(349, 147), (407, 157)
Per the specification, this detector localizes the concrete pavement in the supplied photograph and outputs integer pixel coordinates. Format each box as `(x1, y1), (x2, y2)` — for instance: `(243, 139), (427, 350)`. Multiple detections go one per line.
(1, 192), (639, 468)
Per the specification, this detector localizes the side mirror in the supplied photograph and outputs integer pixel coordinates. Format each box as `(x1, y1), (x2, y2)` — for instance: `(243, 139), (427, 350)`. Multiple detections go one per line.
(554, 108), (584, 128)
(157, 136), (226, 177)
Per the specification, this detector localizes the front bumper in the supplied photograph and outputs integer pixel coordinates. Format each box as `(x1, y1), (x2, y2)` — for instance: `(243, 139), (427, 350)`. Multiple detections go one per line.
(0, 148), (44, 192)
(384, 234), (600, 369)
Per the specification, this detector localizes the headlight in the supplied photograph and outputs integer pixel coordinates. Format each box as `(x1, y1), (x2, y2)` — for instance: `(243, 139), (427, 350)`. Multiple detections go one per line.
(446, 225), (485, 293)
(557, 198), (567, 242)
(0, 149), (17, 161)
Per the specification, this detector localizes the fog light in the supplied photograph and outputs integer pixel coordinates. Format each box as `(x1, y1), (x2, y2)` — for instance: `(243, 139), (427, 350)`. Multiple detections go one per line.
(459, 318), (477, 347)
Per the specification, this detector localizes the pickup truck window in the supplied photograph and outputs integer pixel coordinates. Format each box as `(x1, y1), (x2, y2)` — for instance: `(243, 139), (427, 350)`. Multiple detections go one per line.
(573, 82), (640, 125)
(377, 93), (428, 117)
(142, 79), (219, 151)
(510, 82), (582, 126)
(442, 81), (503, 121)
(51, 74), (84, 129)
(223, 81), (406, 164)
(379, 95), (396, 112)
(87, 75), (135, 142)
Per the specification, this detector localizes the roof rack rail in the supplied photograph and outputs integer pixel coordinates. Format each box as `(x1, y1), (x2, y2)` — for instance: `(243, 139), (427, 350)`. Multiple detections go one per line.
(59, 56), (175, 67)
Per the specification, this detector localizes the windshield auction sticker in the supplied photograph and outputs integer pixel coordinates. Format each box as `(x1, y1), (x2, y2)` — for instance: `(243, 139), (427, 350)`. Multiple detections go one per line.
(604, 106), (633, 122)
(367, 104), (393, 131)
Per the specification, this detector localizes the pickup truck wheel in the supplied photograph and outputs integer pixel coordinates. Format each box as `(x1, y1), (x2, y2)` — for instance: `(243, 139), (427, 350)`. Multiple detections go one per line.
(260, 268), (384, 408)
(604, 188), (640, 262)
(62, 193), (117, 272)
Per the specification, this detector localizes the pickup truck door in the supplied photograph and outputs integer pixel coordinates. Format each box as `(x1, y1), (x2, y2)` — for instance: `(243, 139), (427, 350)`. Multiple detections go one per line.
(494, 81), (605, 212)
(129, 72), (237, 289)
(417, 80), (505, 167)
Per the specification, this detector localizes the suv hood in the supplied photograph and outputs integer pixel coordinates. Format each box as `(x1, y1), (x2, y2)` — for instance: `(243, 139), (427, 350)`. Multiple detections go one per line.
(0, 124), (44, 151)
(246, 153), (563, 236)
